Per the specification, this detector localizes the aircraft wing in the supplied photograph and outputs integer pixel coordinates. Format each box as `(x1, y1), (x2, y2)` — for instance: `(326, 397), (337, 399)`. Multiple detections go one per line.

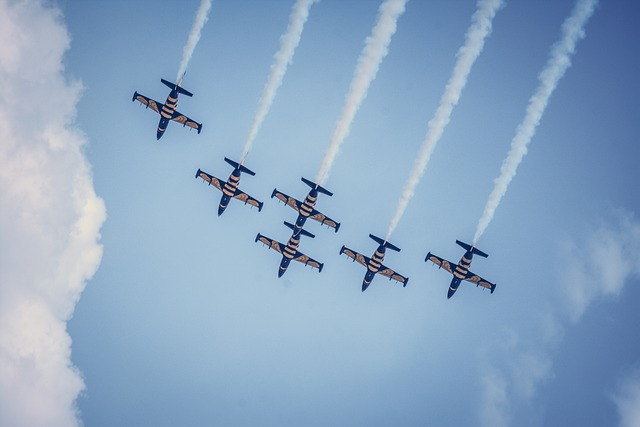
(232, 188), (262, 209)
(256, 235), (285, 255)
(464, 270), (496, 291)
(309, 209), (340, 231)
(340, 246), (370, 268)
(378, 265), (409, 286)
(292, 251), (323, 271)
(171, 110), (202, 133)
(425, 253), (455, 275)
(272, 189), (302, 212)
(133, 93), (162, 114)
(196, 170), (224, 192)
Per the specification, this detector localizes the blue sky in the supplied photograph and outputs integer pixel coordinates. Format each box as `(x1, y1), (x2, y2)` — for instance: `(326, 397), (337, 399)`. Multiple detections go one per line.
(1, 0), (639, 426)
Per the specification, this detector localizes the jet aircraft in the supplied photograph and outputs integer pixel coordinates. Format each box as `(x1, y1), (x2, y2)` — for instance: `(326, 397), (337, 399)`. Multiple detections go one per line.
(195, 158), (263, 215)
(132, 77), (202, 139)
(340, 234), (409, 291)
(425, 240), (496, 299)
(255, 222), (323, 277)
(272, 178), (340, 237)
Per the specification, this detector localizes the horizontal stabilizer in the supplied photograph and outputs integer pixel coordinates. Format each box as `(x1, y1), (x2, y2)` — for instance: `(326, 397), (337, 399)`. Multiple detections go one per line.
(284, 222), (314, 239)
(301, 177), (332, 196)
(456, 240), (488, 258)
(161, 78), (193, 97)
(224, 157), (256, 176)
(369, 234), (401, 252)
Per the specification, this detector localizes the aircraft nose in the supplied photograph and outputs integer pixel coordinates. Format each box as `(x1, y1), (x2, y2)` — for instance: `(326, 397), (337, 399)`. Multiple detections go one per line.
(218, 205), (226, 216)
(362, 282), (370, 292)
(278, 268), (285, 278)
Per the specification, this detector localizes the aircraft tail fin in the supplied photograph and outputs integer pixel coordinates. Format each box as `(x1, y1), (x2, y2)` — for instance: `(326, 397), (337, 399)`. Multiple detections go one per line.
(284, 222), (315, 239)
(224, 158), (256, 176)
(301, 177), (333, 197)
(161, 78), (193, 97)
(456, 240), (488, 258)
(369, 234), (401, 252)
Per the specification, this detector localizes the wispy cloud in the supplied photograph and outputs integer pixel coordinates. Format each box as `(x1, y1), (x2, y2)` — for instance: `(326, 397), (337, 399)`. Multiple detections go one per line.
(385, 0), (504, 240)
(315, 0), (407, 185)
(241, 0), (318, 162)
(479, 210), (639, 426)
(559, 210), (640, 321)
(0, 1), (106, 426)
(480, 367), (511, 427)
(610, 366), (640, 427)
(177, 0), (213, 81)
(473, 0), (598, 245)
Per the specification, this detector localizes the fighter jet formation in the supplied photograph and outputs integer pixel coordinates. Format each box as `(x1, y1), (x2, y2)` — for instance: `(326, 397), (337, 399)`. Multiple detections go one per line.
(129, 0), (500, 300)
(130, 73), (498, 298)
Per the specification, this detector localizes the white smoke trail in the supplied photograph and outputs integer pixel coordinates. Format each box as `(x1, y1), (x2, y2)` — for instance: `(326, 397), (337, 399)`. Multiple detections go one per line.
(472, 0), (598, 246)
(176, 0), (213, 82)
(0, 1), (106, 426)
(385, 0), (504, 240)
(315, 0), (407, 185)
(241, 0), (318, 163)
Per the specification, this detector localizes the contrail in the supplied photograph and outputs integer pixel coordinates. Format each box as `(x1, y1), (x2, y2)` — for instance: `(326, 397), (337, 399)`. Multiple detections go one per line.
(177, 0), (213, 82)
(315, 0), (407, 185)
(472, 0), (598, 246)
(385, 0), (504, 240)
(241, 0), (318, 163)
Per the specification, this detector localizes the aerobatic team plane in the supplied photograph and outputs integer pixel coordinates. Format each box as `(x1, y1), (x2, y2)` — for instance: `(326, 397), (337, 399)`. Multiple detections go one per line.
(256, 222), (324, 277)
(340, 234), (409, 291)
(195, 158), (263, 215)
(425, 240), (496, 299)
(272, 178), (340, 237)
(132, 77), (202, 139)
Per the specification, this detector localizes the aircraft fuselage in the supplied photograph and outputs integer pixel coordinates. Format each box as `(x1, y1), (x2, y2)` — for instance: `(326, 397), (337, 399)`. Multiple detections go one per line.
(157, 88), (179, 139)
(278, 234), (302, 277)
(292, 189), (318, 237)
(218, 168), (242, 215)
(362, 245), (387, 291)
(447, 251), (474, 298)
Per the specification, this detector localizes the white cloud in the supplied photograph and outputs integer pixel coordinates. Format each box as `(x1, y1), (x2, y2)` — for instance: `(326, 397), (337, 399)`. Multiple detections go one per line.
(479, 325), (554, 427)
(0, 1), (106, 426)
(480, 368), (511, 427)
(478, 209), (640, 426)
(611, 366), (640, 427)
(560, 210), (640, 322)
